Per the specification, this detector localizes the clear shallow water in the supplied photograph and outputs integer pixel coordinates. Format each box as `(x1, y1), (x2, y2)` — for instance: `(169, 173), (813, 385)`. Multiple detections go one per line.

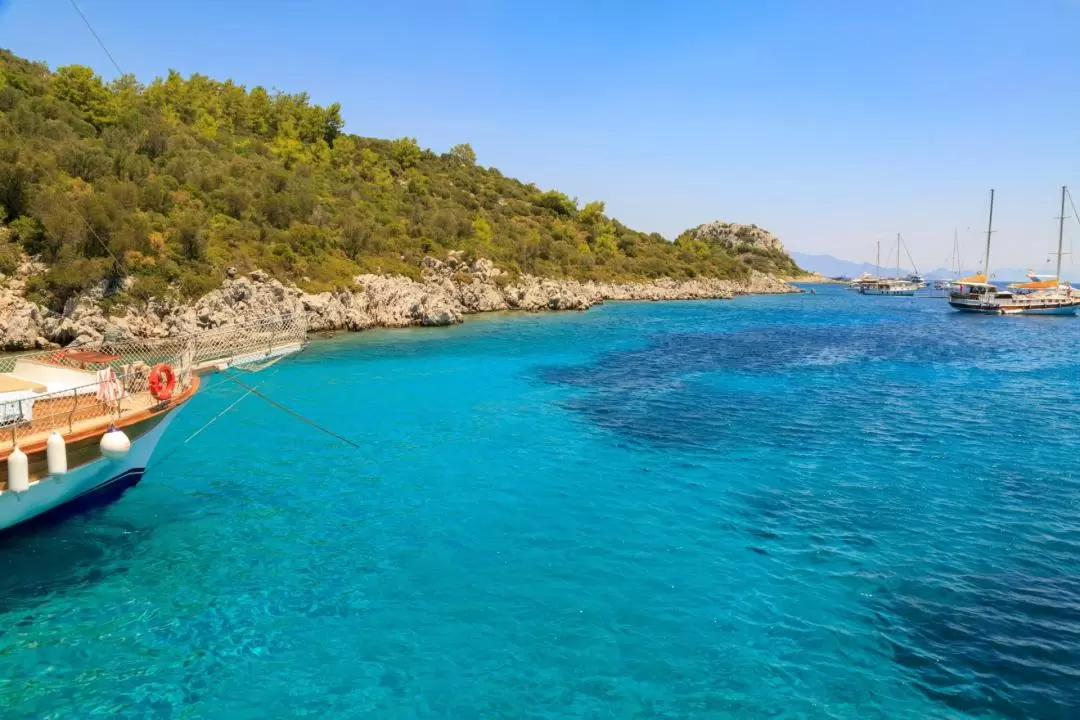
(2, 286), (1080, 718)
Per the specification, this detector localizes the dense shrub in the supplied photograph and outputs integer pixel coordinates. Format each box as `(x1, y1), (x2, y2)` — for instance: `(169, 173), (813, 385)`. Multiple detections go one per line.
(0, 241), (19, 275)
(129, 274), (170, 302)
(0, 48), (795, 309)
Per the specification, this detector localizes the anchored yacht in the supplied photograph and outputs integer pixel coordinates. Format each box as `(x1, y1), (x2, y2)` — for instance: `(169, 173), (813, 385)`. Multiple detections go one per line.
(856, 235), (919, 296)
(949, 188), (1080, 315)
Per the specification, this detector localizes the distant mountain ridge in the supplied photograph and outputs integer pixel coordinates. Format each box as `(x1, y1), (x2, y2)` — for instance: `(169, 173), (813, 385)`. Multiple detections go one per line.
(791, 252), (1033, 282)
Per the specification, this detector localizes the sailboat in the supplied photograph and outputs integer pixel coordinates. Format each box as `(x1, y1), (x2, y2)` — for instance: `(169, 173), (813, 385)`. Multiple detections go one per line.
(858, 234), (919, 296)
(948, 187), (1080, 315)
(933, 230), (964, 291)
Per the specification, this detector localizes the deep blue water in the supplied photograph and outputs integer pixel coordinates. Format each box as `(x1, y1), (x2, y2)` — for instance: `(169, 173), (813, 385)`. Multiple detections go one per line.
(2, 285), (1080, 718)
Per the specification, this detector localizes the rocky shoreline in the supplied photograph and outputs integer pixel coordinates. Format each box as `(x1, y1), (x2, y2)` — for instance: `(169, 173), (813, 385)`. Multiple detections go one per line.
(0, 254), (800, 350)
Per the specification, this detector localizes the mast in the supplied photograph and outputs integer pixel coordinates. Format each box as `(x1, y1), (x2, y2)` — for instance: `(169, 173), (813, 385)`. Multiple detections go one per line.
(1056, 185), (1067, 282)
(896, 232), (901, 279)
(952, 228), (958, 277)
(983, 189), (995, 279)
(876, 240), (880, 278)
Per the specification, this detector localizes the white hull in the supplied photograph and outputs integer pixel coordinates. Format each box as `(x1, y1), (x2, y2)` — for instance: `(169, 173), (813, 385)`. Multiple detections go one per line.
(948, 296), (1080, 315)
(860, 287), (916, 296)
(857, 279), (919, 296)
(1015, 305), (1080, 316)
(0, 410), (179, 532)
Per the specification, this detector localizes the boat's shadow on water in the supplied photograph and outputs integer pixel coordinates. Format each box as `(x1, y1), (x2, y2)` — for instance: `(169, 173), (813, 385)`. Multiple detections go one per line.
(0, 494), (147, 610)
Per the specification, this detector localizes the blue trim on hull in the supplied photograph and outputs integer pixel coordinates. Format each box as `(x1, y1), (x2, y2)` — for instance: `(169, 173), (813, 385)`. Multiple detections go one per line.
(2, 467), (145, 535)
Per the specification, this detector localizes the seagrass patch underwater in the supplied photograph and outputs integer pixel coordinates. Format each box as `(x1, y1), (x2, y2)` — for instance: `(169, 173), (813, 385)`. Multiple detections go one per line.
(1, 286), (1079, 718)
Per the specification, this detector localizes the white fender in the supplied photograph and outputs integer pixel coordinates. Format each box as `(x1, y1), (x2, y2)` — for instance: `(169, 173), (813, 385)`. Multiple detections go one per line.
(47, 431), (68, 475)
(100, 427), (131, 460)
(7, 447), (29, 492)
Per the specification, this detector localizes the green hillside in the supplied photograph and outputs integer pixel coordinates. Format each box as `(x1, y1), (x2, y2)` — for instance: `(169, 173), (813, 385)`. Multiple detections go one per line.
(0, 49), (793, 310)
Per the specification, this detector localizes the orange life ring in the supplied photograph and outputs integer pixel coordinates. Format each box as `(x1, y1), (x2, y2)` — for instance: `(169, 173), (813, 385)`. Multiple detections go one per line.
(148, 363), (177, 401)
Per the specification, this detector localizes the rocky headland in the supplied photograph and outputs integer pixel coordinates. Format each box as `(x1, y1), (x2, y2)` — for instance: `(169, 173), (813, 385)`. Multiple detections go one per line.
(0, 253), (799, 350)
(0, 51), (805, 351)
(688, 221), (787, 253)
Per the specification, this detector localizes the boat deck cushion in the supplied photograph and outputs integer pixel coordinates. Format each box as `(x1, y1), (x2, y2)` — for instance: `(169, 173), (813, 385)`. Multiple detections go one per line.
(0, 375), (48, 393)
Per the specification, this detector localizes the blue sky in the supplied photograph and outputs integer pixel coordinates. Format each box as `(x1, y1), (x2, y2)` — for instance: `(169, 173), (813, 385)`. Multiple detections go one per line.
(3, 0), (1080, 271)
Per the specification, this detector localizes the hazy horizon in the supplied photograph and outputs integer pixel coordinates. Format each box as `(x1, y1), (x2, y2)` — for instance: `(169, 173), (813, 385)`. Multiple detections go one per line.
(3, 0), (1079, 269)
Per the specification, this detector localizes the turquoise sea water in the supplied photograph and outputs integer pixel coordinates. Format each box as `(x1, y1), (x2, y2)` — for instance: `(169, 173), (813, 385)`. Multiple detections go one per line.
(2, 285), (1080, 718)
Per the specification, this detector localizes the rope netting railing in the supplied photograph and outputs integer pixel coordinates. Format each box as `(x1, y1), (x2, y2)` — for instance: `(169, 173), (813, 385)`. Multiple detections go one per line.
(0, 314), (308, 450)
(0, 314), (309, 375)
(184, 313), (309, 369)
(0, 347), (194, 450)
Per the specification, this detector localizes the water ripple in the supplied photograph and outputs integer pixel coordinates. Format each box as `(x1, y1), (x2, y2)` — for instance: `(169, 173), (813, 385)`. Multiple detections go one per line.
(1, 290), (1079, 717)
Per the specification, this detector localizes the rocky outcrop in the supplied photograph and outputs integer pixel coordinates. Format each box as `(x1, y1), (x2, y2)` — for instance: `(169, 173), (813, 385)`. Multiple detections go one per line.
(0, 302), (49, 350)
(355, 274), (462, 327)
(0, 254), (800, 350)
(0, 257), (58, 350)
(690, 221), (786, 254)
(300, 290), (374, 332)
